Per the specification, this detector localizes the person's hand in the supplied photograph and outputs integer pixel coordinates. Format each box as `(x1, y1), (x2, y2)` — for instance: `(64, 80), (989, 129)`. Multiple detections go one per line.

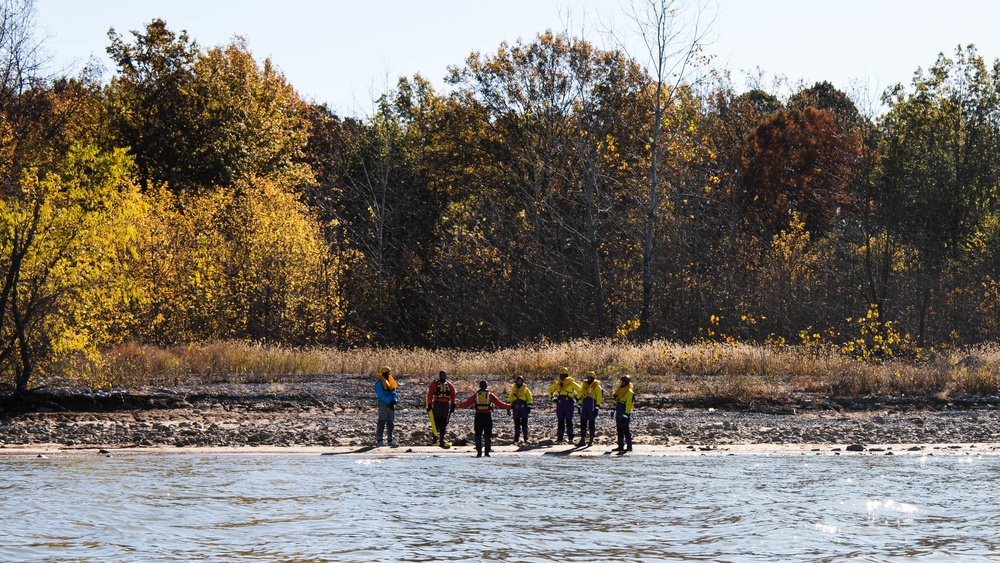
(595, 408), (600, 417)
(527, 404), (533, 411)
(450, 403), (456, 413)
(427, 404), (432, 413)
(389, 399), (397, 408)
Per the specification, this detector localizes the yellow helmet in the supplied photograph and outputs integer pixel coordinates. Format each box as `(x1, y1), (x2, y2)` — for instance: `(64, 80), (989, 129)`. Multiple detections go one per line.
(585, 371), (596, 380)
(378, 366), (391, 376)
(559, 367), (569, 376)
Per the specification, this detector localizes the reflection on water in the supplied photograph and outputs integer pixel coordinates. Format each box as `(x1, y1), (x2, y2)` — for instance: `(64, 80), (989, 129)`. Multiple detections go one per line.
(2, 452), (999, 561)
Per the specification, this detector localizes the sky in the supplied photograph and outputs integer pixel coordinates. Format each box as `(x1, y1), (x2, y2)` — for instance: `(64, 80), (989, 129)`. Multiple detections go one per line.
(33, 0), (1000, 117)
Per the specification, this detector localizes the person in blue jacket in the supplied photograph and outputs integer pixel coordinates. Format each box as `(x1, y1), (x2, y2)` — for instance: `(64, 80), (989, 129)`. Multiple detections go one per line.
(375, 366), (399, 447)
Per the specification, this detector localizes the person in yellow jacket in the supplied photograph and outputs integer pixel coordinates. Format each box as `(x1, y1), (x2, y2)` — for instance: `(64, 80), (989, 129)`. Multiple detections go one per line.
(547, 367), (581, 444)
(577, 371), (603, 446)
(508, 375), (533, 444)
(613, 374), (634, 453)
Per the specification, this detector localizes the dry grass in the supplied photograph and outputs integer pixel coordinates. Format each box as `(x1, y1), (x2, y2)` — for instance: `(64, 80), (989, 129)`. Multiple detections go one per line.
(41, 339), (1000, 402)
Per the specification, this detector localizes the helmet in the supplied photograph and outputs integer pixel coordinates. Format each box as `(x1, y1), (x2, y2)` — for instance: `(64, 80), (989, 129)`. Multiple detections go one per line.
(378, 366), (391, 376)
(559, 367), (569, 376)
(585, 371), (596, 380)
(515, 375), (524, 382)
(621, 374), (631, 383)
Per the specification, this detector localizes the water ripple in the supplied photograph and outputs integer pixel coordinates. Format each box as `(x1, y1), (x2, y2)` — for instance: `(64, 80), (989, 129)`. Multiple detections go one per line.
(2, 454), (999, 561)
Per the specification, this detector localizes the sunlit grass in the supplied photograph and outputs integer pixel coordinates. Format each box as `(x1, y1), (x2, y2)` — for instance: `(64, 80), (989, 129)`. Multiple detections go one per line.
(43, 339), (1000, 402)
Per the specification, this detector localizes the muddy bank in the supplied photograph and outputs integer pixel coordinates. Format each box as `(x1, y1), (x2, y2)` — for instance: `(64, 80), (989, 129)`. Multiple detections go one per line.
(3, 376), (1000, 452)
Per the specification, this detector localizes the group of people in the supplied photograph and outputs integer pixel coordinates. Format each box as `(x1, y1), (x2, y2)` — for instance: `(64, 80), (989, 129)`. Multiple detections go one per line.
(374, 366), (635, 457)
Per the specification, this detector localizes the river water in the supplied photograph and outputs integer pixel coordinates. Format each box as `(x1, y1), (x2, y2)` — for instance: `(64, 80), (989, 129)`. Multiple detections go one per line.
(2, 451), (998, 562)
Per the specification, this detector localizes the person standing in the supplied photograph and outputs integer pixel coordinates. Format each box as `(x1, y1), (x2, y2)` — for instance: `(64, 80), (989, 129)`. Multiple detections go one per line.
(508, 375), (533, 444)
(613, 375), (634, 453)
(577, 371), (603, 446)
(426, 370), (457, 447)
(547, 367), (581, 444)
(374, 366), (399, 447)
(457, 380), (511, 457)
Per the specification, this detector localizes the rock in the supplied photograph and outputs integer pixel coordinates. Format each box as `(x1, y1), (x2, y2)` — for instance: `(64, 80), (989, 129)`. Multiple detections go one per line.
(846, 444), (865, 452)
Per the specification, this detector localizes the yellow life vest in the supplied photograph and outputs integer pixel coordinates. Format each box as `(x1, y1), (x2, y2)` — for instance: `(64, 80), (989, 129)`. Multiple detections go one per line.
(475, 390), (492, 412)
(434, 382), (451, 400)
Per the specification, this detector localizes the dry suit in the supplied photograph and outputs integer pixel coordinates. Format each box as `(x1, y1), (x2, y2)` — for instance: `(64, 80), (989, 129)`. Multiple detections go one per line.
(458, 389), (511, 457)
(508, 382), (533, 443)
(547, 376), (581, 442)
(613, 382), (634, 451)
(578, 378), (603, 444)
(427, 380), (456, 445)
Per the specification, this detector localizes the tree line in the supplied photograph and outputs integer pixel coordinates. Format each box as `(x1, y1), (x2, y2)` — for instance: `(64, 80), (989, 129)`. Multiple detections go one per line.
(2, 0), (999, 391)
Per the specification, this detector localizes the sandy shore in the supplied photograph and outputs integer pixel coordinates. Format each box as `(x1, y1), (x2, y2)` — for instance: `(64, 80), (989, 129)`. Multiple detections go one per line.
(3, 442), (1000, 459)
(4, 377), (1000, 458)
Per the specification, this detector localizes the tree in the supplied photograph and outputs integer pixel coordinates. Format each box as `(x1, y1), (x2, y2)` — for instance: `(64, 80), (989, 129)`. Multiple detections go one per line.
(0, 145), (137, 391)
(878, 45), (1000, 344)
(738, 107), (863, 237)
(187, 38), (312, 187)
(614, 0), (712, 337)
(106, 21), (312, 192)
(105, 18), (198, 191)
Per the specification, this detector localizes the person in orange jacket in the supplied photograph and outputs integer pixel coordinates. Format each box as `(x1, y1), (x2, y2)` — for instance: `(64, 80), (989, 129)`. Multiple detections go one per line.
(457, 380), (511, 457)
(426, 370), (457, 447)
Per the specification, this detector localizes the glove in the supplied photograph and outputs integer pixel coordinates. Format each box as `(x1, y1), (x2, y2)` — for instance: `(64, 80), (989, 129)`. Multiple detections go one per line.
(450, 403), (456, 413)
(527, 404), (533, 411)
(551, 396), (558, 403)
(595, 408), (600, 417)
(427, 404), (432, 413)
(388, 399), (397, 409)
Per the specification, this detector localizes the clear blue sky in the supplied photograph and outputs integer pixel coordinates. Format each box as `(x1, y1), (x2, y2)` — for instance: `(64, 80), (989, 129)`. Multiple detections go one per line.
(35, 0), (1000, 116)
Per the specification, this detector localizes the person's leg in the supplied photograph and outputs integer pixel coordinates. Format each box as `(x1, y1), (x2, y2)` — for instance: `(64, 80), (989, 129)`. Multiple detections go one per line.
(376, 402), (387, 445)
(386, 407), (396, 446)
(578, 403), (592, 445)
(511, 403), (523, 442)
(624, 416), (633, 450)
(615, 413), (624, 451)
(484, 415), (493, 456)
(474, 414), (484, 456)
(556, 400), (572, 442)
(433, 403), (449, 445)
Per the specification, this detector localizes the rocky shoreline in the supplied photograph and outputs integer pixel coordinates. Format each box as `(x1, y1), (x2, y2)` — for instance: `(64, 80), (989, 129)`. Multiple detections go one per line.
(4, 376), (1000, 454)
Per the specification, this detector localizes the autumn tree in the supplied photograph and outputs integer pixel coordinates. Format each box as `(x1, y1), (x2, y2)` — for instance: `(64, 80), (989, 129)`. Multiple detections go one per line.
(615, 0), (712, 338)
(878, 45), (1000, 344)
(738, 107), (862, 237)
(106, 20), (311, 192)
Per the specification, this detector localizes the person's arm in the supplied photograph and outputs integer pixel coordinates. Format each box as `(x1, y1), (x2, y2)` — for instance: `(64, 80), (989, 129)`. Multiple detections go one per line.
(374, 381), (388, 404)
(525, 388), (533, 405)
(448, 382), (457, 404)
(491, 393), (512, 410)
(456, 394), (475, 410)
(427, 383), (436, 408)
(595, 385), (603, 406)
(508, 387), (516, 405)
(624, 391), (634, 414)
